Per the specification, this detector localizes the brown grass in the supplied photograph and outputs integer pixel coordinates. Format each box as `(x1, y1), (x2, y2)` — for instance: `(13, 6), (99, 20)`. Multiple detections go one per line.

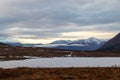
(0, 45), (120, 61)
(0, 67), (120, 80)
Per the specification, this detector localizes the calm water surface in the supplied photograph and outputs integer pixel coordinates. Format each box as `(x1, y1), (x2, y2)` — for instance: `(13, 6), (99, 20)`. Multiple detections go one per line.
(0, 57), (120, 68)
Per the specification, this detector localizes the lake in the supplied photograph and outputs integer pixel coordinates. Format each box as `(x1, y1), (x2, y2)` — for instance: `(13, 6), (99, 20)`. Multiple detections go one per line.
(0, 57), (120, 68)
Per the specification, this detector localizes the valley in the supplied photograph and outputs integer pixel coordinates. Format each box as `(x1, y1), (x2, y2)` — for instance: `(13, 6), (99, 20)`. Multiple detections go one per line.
(0, 33), (120, 80)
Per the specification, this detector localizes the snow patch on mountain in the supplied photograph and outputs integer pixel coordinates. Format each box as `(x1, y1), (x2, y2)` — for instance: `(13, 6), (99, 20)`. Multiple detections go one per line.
(50, 37), (108, 50)
(51, 37), (107, 45)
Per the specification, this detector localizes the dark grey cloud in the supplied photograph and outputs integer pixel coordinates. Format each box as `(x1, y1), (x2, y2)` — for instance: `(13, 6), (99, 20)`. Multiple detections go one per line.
(95, 22), (120, 32)
(0, 0), (119, 42)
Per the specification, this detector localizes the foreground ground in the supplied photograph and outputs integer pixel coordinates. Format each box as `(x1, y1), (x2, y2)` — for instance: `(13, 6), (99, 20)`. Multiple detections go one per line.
(0, 45), (120, 61)
(0, 67), (120, 80)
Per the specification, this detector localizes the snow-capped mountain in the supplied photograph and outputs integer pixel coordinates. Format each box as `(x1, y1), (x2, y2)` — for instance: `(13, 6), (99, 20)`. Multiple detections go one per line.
(4, 37), (108, 51)
(50, 37), (108, 50)
(51, 37), (107, 45)
(69, 37), (106, 45)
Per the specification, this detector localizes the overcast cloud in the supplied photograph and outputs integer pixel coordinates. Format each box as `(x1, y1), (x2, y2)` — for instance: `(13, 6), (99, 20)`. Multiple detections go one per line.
(0, 0), (120, 43)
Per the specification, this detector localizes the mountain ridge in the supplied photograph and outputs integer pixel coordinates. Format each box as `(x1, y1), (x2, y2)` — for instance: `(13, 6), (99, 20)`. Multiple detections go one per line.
(3, 37), (108, 51)
(51, 37), (107, 45)
(50, 37), (107, 50)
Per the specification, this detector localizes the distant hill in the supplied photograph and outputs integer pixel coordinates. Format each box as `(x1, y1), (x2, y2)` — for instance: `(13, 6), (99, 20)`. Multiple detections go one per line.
(50, 40), (72, 44)
(0, 42), (10, 47)
(5, 42), (43, 47)
(99, 33), (120, 51)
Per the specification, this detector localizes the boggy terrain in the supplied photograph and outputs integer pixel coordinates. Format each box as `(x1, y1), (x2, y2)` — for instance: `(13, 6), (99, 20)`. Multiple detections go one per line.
(0, 44), (120, 61)
(0, 67), (120, 80)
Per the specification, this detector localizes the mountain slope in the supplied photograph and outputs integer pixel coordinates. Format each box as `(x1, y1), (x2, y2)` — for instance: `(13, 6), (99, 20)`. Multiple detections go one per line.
(99, 33), (120, 51)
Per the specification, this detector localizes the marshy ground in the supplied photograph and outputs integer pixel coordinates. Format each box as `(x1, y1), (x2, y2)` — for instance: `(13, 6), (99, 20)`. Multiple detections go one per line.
(0, 45), (120, 61)
(0, 67), (120, 80)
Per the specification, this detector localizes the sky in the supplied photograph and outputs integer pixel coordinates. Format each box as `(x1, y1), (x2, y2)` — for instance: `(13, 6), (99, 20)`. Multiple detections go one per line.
(0, 0), (120, 44)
